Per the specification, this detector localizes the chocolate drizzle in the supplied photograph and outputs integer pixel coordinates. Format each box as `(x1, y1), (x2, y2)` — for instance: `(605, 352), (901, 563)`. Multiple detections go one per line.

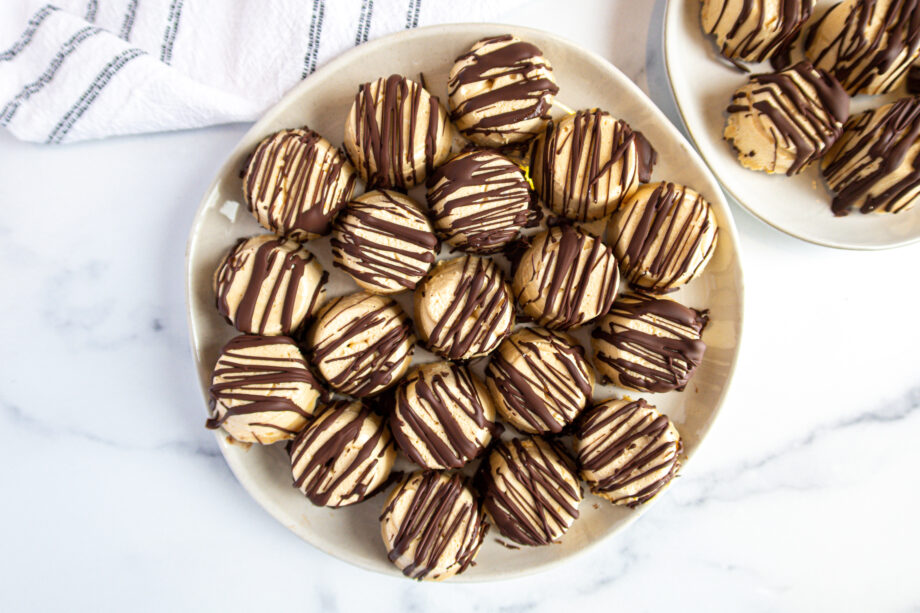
(575, 398), (682, 508)
(426, 150), (535, 254)
(703, 0), (815, 63)
(391, 362), (496, 470)
(448, 35), (559, 143)
(416, 255), (514, 360)
(480, 437), (582, 547)
(591, 292), (708, 393)
(214, 235), (328, 336)
(331, 189), (438, 292)
(206, 335), (322, 440)
(380, 471), (486, 581)
(243, 128), (356, 241)
(513, 225), (619, 330)
(290, 400), (394, 507)
(823, 96), (920, 215)
(310, 292), (415, 397)
(347, 74), (448, 190)
(486, 327), (593, 434)
(805, 0), (920, 95)
(611, 182), (718, 293)
(725, 61), (848, 176)
(530, 109), (640, 221)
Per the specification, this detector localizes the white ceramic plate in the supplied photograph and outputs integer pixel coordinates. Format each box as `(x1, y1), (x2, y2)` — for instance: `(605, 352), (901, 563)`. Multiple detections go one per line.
(664, 0), (920, 250)
(186, 23), (744, 581)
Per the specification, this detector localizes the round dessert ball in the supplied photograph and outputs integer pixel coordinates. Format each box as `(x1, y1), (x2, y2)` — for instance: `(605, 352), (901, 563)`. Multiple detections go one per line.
(289, 400), (396, 508)
(330, 189), (439, 293)
(805, 0), (920, 95)
(391, 361), (497, 470)
(609, 182), (719, 293)
(448, 34), (559, 146)
(724, 61), (848, 175)
(823, 97), (920, 216)
(485, 327), (594, 434)
(344, 74), (452, 190)
(512, 225), (619, 330)
(426, 150), (535, 254)
(380, 471), (487, 581)
(414, 255), (515, 360)
(574, 398), (682, 507)
(307, 292), (415, 398)
(206, 335), (324, 444)
(591, 292), (708, 393)
(530, 109), (641, 221)
(242, 128), (356, 241)
(480, 437), (583, 547)
(213, 234), (328, 336)
(700, 0), (815, 63)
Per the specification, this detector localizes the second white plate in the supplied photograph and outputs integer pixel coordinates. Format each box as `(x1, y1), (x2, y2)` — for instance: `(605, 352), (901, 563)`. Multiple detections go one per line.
(664, 0), (920, 250)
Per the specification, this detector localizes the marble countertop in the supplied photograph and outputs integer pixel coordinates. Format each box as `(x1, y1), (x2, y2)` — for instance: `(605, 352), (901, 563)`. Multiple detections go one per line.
(2, 1), (918, 611)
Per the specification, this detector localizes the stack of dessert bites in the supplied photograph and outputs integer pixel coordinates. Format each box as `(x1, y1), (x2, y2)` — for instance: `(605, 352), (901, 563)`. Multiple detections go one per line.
(204, 34), (719, 581)
(701, 0), (920, 216)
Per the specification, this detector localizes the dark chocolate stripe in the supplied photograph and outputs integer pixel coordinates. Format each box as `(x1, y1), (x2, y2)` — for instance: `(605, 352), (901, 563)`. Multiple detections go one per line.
(84, 0), (98, 22)
(120, 0), (140, 41)
(0, 27), (102, 127)
(405, 0), (421, 29)
(46, 47), (145, 144)
(0, 4), (58, 62)
(159, 0), (184, 64)
(301, 0), (326, 78)
(705, 0), (813, 63)
(354, 0), (374, 46)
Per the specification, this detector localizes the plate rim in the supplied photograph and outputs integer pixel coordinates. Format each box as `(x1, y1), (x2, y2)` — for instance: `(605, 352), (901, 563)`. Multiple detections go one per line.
(184, 21), (747, 582)
(662, 0), (920, 251)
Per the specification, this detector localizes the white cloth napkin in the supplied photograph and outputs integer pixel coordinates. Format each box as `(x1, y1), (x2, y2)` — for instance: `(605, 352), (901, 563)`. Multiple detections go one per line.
(0, 0), (526, 144)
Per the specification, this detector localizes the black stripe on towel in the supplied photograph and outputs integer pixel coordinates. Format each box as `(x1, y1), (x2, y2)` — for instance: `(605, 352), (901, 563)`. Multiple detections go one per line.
(1, 27), (103, 127)
(354, 0), (374, 46)
(405, 0), (421, 29)
(85, 0), (98, 23)
(46, 48), (146, 144)
(0, 4), (59, 62)
(120, 0), (141, 41)
(301, 0), (326, 78)
(160, 0), (185, 64)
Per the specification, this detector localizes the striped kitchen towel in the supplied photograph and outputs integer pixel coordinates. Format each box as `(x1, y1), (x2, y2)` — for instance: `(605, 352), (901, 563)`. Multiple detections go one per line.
(0, 0), (527, 144)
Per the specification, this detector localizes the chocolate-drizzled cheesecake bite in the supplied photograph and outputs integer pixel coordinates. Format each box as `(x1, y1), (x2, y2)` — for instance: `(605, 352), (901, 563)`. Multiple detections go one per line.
(344, 74), (452, 190)
(206, 335), (324, 444)
(448, 34), (559, 146)
(391, 361), (496, 470)
(805, 0), (920, 95)
(609, 182), (718, 293)
(574, 398), (682, 507)
(213, 235), (327, 336)
(512, 225), (619, 330)
(242, 128), (356, 241)
(308, 292), (414, 398)
(724, 61), (849, 176)
(530, 109), (645, 221)
(480, 437), (582, 547)
(591, 292), (708, 393)
(700, 0), (815, 63)
(380, 471), (487, 581)
(414, 255), (515, 360)
(426, 150), (535, 254)
(486, 327), (594, 434)
(290, 401), (396, 508)
(823, 97), (920, 216)
(331, 189), (439, 294)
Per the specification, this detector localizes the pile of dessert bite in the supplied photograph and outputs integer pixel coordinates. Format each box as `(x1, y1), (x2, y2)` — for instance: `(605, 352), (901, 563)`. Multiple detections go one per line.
(701, 0), (920, 216)
(204, 34), (719, 581)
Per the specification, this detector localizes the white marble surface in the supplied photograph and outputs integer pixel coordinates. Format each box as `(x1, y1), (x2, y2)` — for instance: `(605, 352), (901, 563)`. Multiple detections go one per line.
(1, 1), (919, 611)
